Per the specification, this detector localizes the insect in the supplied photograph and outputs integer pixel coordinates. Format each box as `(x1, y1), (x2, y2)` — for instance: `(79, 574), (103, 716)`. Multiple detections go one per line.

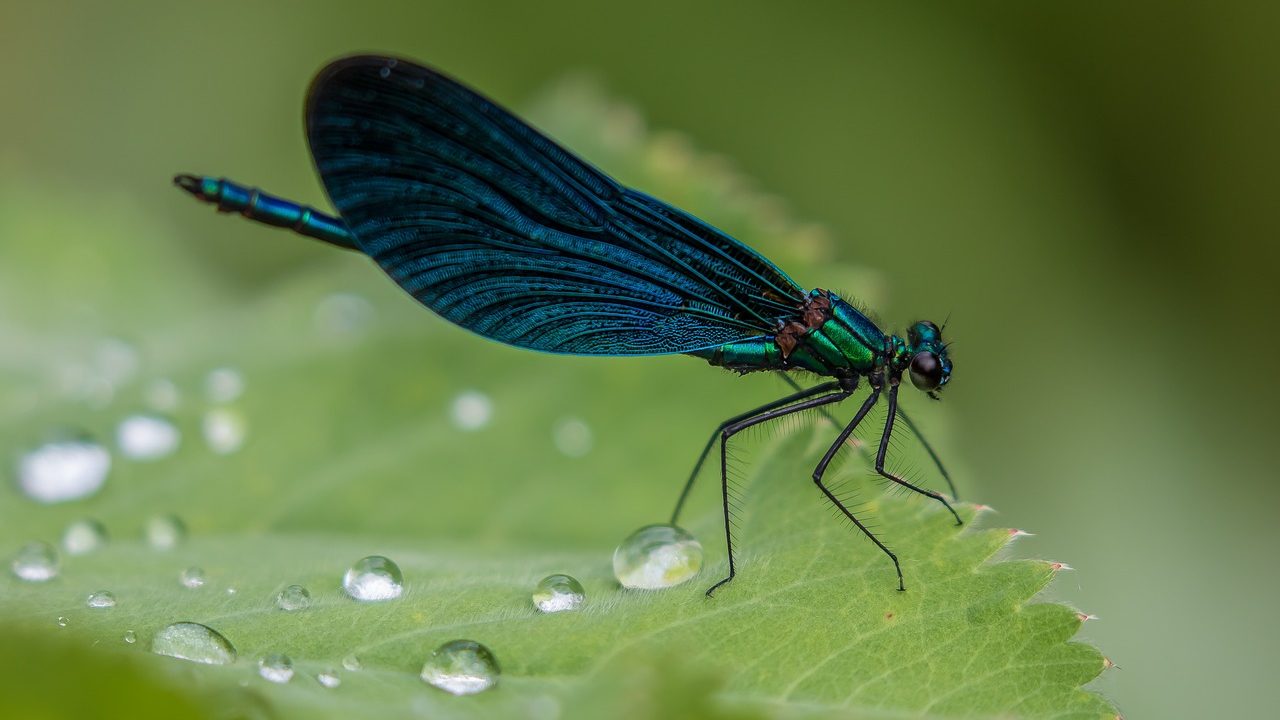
(175, 55), (960, 595)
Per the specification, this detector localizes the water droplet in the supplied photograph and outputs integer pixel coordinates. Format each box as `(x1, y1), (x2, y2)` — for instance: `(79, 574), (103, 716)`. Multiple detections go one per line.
(342, 555), (403, 601)
(151, 622), (237, 665)
(202, 408), (247, 454)
(613, 524), (703, 589)
(205, 367), (245, 403)
(180, 567), (206, 588)
(379, 66), (391, 79)
(450, 390), (492, 431)
(11, 541), (60, 582)
(117, 414), (180, 460)
(257, 653), (293, 683)
(275, 584), (310, 611)
(532, 574), (585, 613)
(314, 292), (375, 339)
(341, 654), (362, 671)
(316, 669), (341, 688)
(123, 630), (137, 644)
(551, 417), (593, 458)
(16, 433), (111, 503)
(420, 640), (500, 695)
(56, 616), (69, 627)
(226, 586), (238, 596)
(147, 514), (186, 550)
(145, 378), (180, 411)
(62, 518), (108, 555)
(86, 590), (116, 609)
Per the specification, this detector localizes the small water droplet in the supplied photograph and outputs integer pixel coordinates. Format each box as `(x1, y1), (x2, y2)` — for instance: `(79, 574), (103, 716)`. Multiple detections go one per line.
(257, 653), (294, 683)
(145, 378), (180, 411)
(147, 514), (186, 550)
(11, 541), (60, 582)
(226, 586), (238, 596)
(86, 590), (116, 609)
(316, 669), (341, 688)
(379, 66), (391, 79)
(56, 616), (69, 627)
(151, 622), (237, 665)
(532, 574), (585, 613)
(275, 584), (311, 611)
(202, 408), (247, 454)
(117, 414), (180, 460)
(16, 433), (111, 503)
(62, 518), (108, 555)
(341, 654), (362, 671)
(551, 417), (593, 458)
(123, 630), (137, 644)
(450, 390), (492, 431)
(205, 367), (245, 403)
(421, 640), (500, 695)
(613, 524), (703, 589)
(314, 292), (375, 339)
(180, 567), (206, 589)
(342, 555), (403, 601)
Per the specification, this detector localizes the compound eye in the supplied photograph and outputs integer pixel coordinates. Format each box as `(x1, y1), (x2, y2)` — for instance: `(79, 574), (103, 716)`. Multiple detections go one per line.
(909, 351), (943, 391)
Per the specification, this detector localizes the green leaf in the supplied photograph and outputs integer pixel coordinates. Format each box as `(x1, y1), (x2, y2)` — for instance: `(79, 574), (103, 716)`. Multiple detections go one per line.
(0, 80), (1115, 719)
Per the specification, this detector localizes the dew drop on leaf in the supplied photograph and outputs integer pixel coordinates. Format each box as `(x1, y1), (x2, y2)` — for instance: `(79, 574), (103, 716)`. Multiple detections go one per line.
(62, 518), (108, 555)
(342, 555), (403, 601)
(613, 524), (703, 589)
(532, 573), (585, 613)
(202, 408), (247, 455)
(151, 622), (237, 665)
(421, 640), (500, 696)
(341, 654), (362, 671)
(180, 567), (206, 589)
(257, 653), (294, 683)
(123, 630), (137, 644)
(10, 541), (59, 582)
(316, 669), (341, 688)
(205, 367), (245, 404)
(116, 414), (180, 461)
(16, 432), (111, 503)
(146, 514), (186, 550)
(551, 417), (593, 458)
(56, 616), (69, 627)
(86, 590), (116, 609)
(275, 584), (311, 611)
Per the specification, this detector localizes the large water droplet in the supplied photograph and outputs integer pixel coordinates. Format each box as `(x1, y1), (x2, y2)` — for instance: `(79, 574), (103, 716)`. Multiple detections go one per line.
(205, 367), (245, 404)
(341, 654), (362, 671)
(123, 630), (137, 644)
(146, 514), (186, 550)
(613, 524), (703, 589)
(449, 390), (492, 431)
(551, 417), (593, 458)
(202, 408), (247, 454)
(532, 574), (585, 613)
(275, 584), (311, 611)
(11, 541), (60, 582)
(420, 640), (500, 696)
(116, 414), (180, 461)
(257, 653), (293, 683)
(86, 590), (116, 609)
(62, 518), (108, 555)
(316, 669), (341, 688)
(180, 567), (206, 589)
(16, 433), (111, 503)
(151, 622), (237, 665)
(342, 555), (403, 601)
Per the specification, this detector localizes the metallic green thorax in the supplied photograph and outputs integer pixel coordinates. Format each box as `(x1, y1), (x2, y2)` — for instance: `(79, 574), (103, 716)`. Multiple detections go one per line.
(689, 289), (951, 387)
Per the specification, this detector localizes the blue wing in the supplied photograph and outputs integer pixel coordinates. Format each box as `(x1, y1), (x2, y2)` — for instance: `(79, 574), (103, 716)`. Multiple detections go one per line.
(306, 55), (806, 356)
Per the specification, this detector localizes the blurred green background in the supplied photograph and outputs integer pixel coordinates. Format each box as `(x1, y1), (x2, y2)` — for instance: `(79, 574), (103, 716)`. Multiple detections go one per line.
(2, 1), (1276, 717)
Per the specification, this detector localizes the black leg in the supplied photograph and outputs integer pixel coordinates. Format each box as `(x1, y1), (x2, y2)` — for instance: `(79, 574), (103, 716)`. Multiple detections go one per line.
(876, 384), (963, 526)
(704, 388), (852, 597)
(896, 406), (958, 500)
(777, 373), (872, 462)
(810, 388), (906, 591)
(670, 380), (842, 525)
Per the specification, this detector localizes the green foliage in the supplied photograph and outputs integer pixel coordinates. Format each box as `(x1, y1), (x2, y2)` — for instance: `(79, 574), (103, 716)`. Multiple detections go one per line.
(0, 83), (1114, 719)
